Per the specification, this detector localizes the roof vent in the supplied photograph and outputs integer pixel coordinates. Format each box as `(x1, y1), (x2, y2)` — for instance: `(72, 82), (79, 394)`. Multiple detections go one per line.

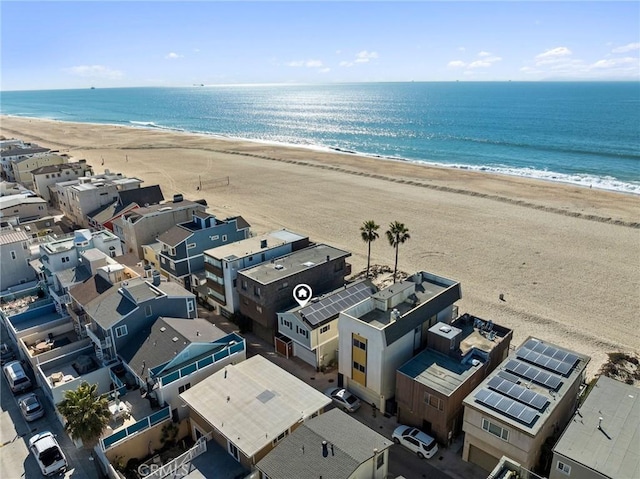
(274, 264), (284, 270)
(160, 327), (166, 332)
(439, 326), (452, 333)
(172, 337), (179, 342)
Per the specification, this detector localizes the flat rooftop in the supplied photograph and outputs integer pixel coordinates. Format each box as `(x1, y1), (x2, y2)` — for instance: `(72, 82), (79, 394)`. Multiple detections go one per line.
(358, 275), (450, 327)
(238, 244), (351, 285)
(204, 230), (307, 261)
(398, 315), (511, 397)
(553, 375), (640, 479)
(180, 355), (331, 459)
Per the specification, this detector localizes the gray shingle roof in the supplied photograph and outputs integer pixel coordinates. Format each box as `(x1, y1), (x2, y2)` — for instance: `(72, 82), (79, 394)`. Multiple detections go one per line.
(118, 185), (164, 208)
(158, 225), (192, 247)
(553, 376), (640, 479)
(256, 409), (392, 479)
(1, 147), (49, 158)
(119, 317), (227, 378)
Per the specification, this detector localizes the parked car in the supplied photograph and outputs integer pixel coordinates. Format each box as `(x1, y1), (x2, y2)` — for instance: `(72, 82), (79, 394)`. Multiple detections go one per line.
(2, 360), (32, 393)
(29, 431), (67, 476)
(323, 387), (361, 413)
(0, 343), (16, 364)
(18, 393), (45, 422)
(392, 425), (439, 459)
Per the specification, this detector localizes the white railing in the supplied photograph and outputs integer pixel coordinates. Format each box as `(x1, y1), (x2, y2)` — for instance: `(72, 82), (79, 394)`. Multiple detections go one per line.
(141, 433), (212, 479)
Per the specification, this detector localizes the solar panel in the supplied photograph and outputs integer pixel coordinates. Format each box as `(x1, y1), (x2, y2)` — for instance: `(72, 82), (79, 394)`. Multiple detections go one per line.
(474, 389), (539, 426)
(498, 370), (522, 384)
(487, 376), (549, 411)
(295, 282), (373, 325)
(520, 340), (580, 372)
(505, 359), (563, 390)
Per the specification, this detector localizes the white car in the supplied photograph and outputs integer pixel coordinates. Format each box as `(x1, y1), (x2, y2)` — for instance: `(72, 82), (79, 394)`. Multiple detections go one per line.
(29, 431), (67, 476)
(19, 393), (45, 422)
(324, 387), (361, 413)
(392, 425), (439, 459)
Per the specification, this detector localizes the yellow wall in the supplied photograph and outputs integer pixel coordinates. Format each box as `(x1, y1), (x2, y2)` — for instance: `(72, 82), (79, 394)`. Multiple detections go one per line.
(352, 333), (367, 387)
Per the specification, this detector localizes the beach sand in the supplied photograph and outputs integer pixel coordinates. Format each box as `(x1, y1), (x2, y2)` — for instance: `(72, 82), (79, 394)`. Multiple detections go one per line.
(2, 115), (638, 378)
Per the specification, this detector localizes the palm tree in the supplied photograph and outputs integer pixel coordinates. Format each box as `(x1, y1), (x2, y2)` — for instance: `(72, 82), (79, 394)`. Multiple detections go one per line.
(386, 221), (410, 283)
(57, 381), (111, 449)
(360, 220), (380, 278)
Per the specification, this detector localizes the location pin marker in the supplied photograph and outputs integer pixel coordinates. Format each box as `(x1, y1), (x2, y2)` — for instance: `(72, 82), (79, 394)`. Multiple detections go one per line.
(293, 284), (313, 308)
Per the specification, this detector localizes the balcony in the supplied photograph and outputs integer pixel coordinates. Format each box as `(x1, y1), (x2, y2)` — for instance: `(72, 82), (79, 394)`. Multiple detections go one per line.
(85, 325), (112, 351)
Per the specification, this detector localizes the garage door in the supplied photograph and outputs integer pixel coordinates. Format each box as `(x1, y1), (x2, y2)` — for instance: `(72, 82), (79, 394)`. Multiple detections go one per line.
(469, 445), (499, 472)
(293, 343), (316, 367)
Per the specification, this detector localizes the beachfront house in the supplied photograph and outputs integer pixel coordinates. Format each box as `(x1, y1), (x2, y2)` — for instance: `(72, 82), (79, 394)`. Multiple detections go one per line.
(395, 314), (512, 445)
(237, 243), (352, 342)
(86, 184), (164, 231)
(255, 408), (393, 479)
(461, 337), (589, 472)
(180, 355), (331, 469)
(275, 279), (376, 369)
(157, 211), (250, 291)
(549, 375), (639, 479)
(1, 144), (51, 182)
(52, 170), (143, 228)
(337, 271), (461, 414)
(203, 230), (310, 316)
(113, 196), (206, 258)
(30, 160), (93, 202)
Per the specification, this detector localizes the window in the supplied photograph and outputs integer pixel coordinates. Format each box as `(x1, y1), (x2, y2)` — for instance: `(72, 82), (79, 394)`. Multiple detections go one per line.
(187, 243), (196, 249)
(187, 299), (195, 312)
(145, 305), (153, 317)
(10, 251), (16, 260)
(222, 235), (227, 242)
(233, 279), (237, 288)
(281, 319), (292, 329)
(228, 442), (239, 461)
(556, 461), (571, 475)
(295, 326), (308, 338)
(376, 452), (384, 469)
(424, 393), (444, 411)
(115, 325), (128, 338)
(169, 247), (176, 256)
(256, 305), (262, 313)
(353, 338), (366, 350)
(272, 430), (288, 446)
(278, 281), (289, 290)
(320, 325), (330, 334)
(178, 383), (191, 394)
(482, 418), (509, 441)
(254, 286), (261, 297)
(353, 361), (366, 373)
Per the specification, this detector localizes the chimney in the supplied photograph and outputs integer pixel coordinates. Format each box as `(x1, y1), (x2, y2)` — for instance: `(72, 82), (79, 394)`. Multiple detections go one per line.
(322, 440), (328, 457)
(260, 239), (268, 249)
(152, 270), (161, 286)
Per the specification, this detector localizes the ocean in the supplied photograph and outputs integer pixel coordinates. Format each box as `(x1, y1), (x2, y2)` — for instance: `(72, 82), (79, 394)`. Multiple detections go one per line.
(2, 82), (639, 194)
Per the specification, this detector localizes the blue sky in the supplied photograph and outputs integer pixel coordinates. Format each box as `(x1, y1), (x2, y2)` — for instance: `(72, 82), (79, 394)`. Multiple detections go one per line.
(1, 1), (639, 90)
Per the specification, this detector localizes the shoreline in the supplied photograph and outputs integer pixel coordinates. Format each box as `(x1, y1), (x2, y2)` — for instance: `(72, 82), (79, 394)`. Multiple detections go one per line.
(2, 115), (639, 379)
(3, 114), (639, 197)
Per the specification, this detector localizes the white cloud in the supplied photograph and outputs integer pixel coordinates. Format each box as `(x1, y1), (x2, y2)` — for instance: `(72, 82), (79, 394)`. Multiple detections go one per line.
(468, 60), (492, 69)
(287, 59), (324, 68)
(611, 42), (640, 53)
(165, 52), (182, 59)
(535, 47), (572, 65)
(355, 50), (379, 63)
(339, 60), (354, 67)
(447, 60), (466, 68)
(319, 68), (331, 73)
(478, 51), (491, 57)
(591, 57), (637, 69)
(64, 65), (123, 79)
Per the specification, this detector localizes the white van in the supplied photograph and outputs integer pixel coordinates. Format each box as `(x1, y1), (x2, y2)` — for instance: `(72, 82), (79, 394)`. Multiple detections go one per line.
(3, 360), (32, 393)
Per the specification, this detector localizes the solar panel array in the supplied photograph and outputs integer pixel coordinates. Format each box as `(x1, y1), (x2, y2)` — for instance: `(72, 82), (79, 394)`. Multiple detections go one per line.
(487, 376), (549, 411)
(497, 370), (522, 384)
(298, 282), (372, 326)
(517, 339), (579, 376)
(475, 388), (538, 426)
(505, 359), (562, 390)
